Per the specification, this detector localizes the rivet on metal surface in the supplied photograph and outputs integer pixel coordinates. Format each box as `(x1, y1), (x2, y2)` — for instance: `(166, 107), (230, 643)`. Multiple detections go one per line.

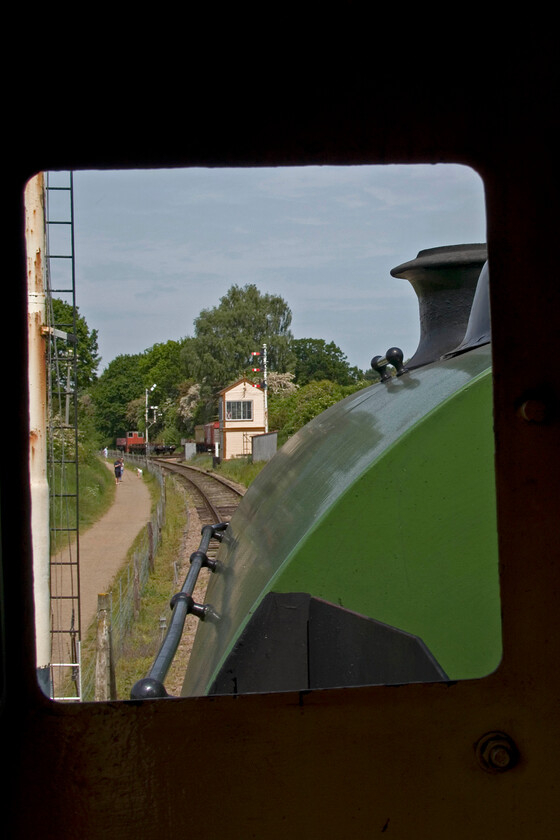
(518, 399), (548, 424)
(475, 731), (519, 774)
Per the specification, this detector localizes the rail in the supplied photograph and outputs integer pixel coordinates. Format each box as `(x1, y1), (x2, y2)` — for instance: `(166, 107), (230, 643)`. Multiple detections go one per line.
(130, 521), (228, 699)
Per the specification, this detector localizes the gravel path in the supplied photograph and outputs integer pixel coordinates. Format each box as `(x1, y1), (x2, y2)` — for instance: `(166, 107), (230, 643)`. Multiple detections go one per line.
(79, 462), (152, 632)
(74, 461), (237, 697)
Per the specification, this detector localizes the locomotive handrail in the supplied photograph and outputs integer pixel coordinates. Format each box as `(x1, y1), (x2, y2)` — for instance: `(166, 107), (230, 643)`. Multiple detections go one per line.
(130, 521), (228, 699)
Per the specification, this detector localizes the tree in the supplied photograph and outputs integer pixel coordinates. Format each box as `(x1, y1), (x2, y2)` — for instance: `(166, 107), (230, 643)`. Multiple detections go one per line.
(51, 298), (100, 390)
(187, 284), (295, 393)
(125, 397), (145, 430)
(291, 337), (360, 386)
(266, 371), (299, 396)
(269, 379), (368, 445)
(138, 339), (189, 398)
(177, 383), (202, 436)
(90, 353), (145, 441)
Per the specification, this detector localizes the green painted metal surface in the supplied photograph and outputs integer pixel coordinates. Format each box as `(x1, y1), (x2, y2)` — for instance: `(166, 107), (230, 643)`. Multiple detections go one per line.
(182, 346), (501, 696)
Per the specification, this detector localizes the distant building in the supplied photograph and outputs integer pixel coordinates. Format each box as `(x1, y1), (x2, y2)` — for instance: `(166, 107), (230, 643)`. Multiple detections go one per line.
(218, 378), (266, 459)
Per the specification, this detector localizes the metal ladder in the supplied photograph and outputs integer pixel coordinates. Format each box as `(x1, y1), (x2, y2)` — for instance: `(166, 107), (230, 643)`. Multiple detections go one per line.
(45, 172), (82, 701)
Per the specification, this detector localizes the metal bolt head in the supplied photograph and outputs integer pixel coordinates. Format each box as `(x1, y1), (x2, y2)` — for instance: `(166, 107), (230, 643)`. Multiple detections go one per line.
(475, 731), (519, 774)
(488, 745), (511, 769)
(518, 399), (548, 423)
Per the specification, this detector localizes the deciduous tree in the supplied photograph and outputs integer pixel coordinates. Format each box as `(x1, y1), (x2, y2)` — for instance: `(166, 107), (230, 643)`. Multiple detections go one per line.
(291, 337), (361, 386)
(90, 354), (144, 441)
(187, 284), (295, 393)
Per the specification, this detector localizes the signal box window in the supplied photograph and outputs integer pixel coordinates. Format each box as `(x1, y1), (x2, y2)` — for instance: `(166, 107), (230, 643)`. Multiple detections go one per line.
(226, 401), (252, 421)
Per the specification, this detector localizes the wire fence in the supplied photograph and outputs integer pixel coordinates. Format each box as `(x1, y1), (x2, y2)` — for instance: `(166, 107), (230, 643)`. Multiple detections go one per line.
(81, 456), (166, 701)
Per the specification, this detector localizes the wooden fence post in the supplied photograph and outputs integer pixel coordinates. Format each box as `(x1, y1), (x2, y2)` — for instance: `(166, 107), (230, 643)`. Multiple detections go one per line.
(133, 554), (141, 617)
(95, 593), (117, 701)
(147, 522), (154, 573)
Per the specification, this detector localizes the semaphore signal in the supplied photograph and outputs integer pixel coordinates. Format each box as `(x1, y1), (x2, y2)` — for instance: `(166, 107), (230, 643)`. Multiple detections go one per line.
(251, 345), (268, 432)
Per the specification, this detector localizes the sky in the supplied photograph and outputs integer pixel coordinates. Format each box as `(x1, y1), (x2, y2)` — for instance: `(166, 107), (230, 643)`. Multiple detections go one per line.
(46, 164), (486, 374)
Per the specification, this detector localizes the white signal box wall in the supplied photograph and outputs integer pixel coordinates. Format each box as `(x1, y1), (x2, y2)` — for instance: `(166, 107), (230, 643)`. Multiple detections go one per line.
(218, 378), (266, 459)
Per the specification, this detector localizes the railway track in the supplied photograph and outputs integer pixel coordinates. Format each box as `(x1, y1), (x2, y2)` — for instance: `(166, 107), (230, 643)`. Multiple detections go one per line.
(150, 458), (245, 559)
(130, 460), (246, 698)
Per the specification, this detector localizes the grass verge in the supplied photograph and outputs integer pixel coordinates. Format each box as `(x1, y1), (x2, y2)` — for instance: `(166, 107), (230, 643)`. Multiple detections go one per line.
(113, 476), (189, 700)
(186, 452), (266, 488)
(82, 457), (262, 700)
(50, 451), (116, 553)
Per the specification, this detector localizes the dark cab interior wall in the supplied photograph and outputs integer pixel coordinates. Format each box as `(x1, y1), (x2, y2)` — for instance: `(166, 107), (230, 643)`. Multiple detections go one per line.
(4, 41), (559, 839)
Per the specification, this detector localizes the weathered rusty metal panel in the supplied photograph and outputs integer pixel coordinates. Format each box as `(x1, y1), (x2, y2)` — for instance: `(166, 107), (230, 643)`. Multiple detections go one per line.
(25, 173), (50, 682)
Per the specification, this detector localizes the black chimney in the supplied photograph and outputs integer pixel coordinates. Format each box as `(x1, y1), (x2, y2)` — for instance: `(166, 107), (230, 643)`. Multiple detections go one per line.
(390, 244), (487, 369)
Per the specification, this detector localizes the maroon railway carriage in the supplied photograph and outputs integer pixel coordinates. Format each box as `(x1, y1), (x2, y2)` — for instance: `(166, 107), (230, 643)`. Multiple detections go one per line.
(194, 421), (219, 453)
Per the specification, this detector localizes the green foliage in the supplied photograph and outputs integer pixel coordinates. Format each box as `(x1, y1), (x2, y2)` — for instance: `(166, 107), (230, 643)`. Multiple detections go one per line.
(90, 340), (197, 445)
(112, 477), (186, 699)
(77, 392), (104, 450)
(76, 452), (116, 531)
(51, 298), (100, 390)
(138, 339), (189, 398)
(187, 284), (295, 393)
(214, 456), (266, 488)
(90, 353), (145, 441)
(186, 453), (213, 470)
(184, 452), (266, 488)
(50, 445), (115, 552)
(266, 370), (298, 395)
(292, 337), (363, 386)
(156, 397), (184, 445)
(125, 396), (145, 430)
(269, 379), (369, 445)
(83, 284), (373, 449)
